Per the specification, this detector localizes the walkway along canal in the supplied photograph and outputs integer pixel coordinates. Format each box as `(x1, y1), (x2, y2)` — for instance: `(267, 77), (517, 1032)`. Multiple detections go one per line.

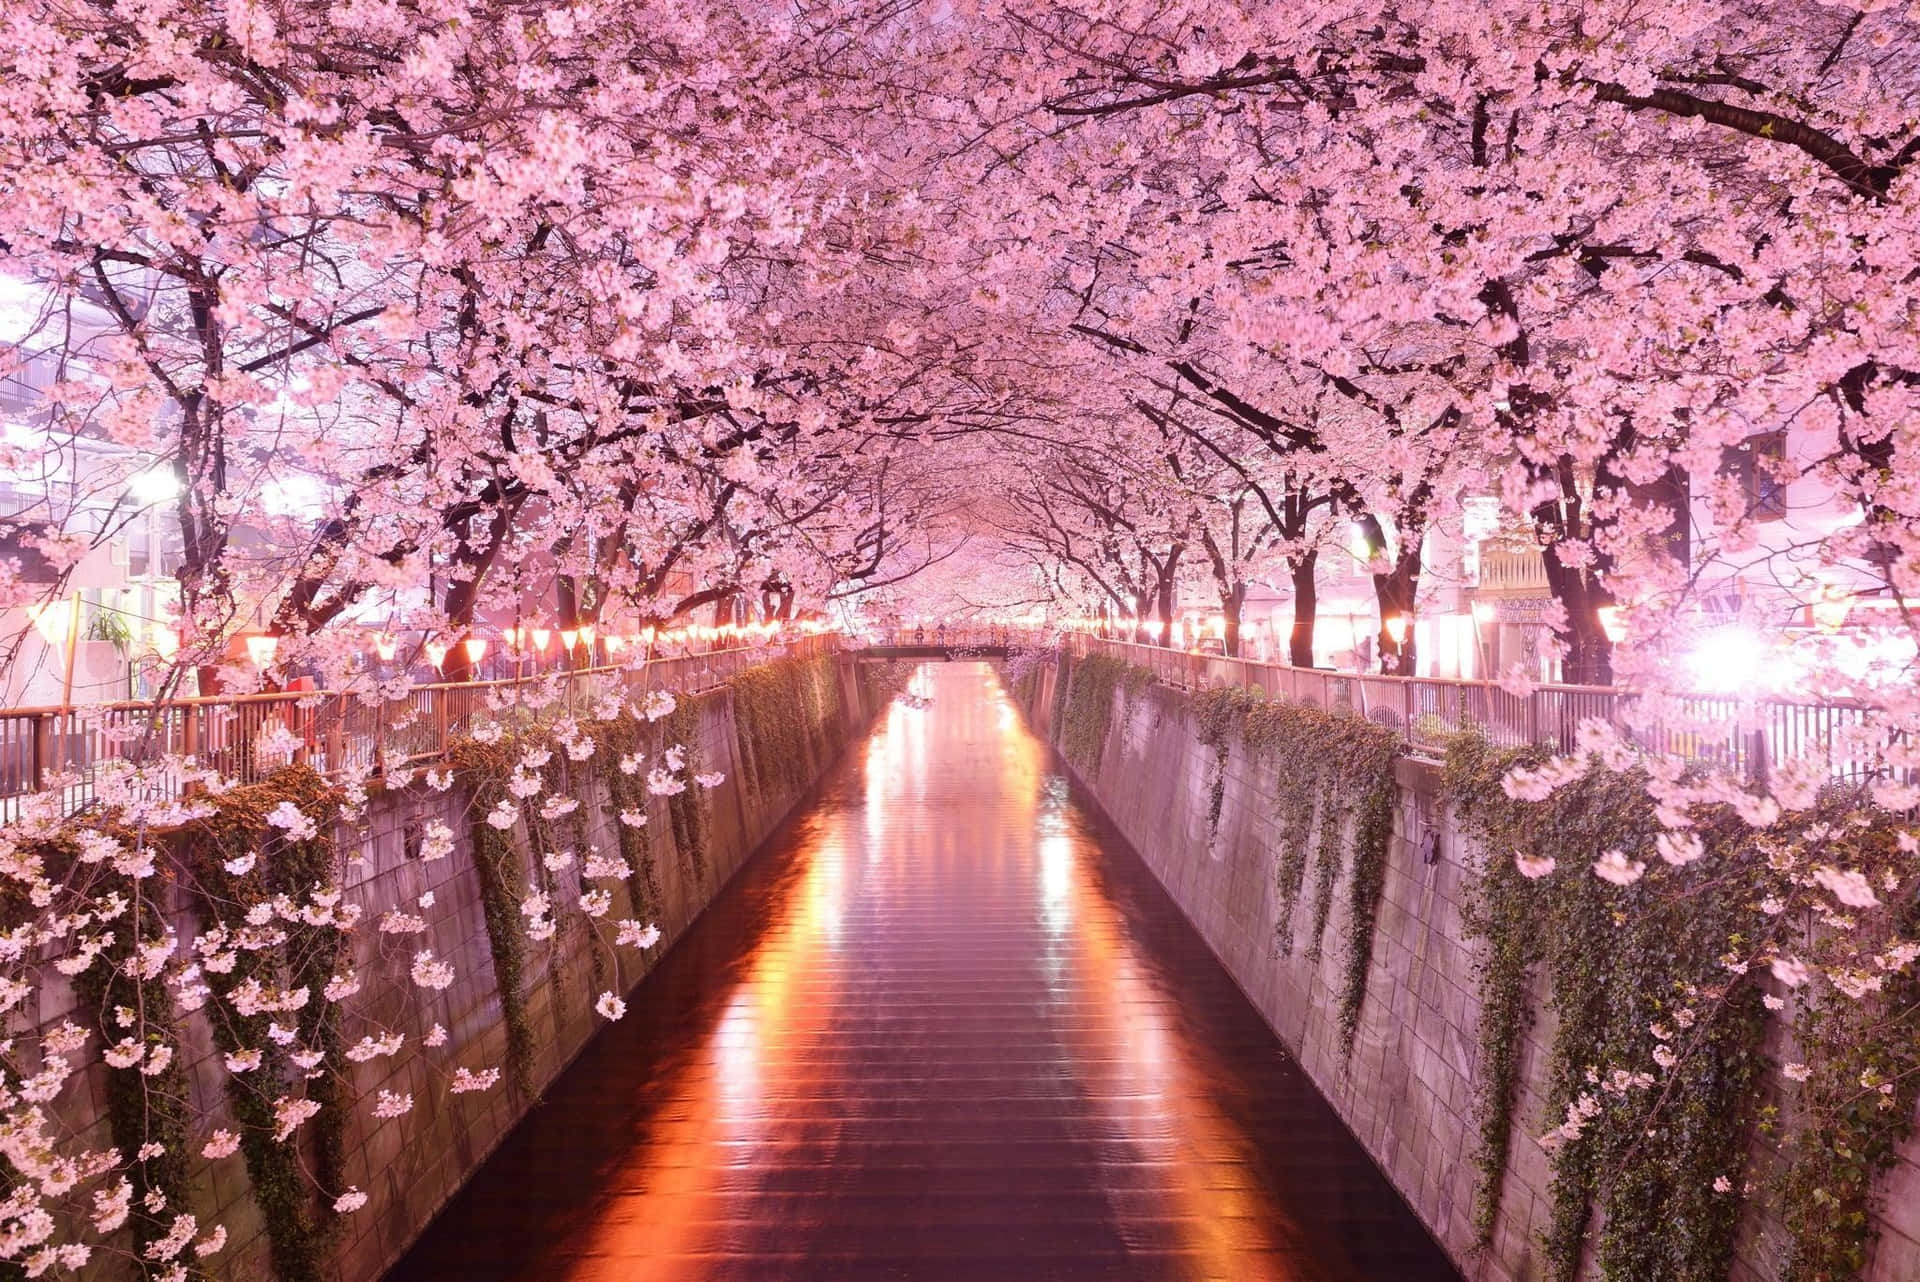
(389, 662), (1461, 1281)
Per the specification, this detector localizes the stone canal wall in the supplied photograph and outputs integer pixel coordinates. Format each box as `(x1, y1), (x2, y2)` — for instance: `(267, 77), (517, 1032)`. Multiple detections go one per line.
(320, 656), (887, 1281)
(1010, 652), (1920, 1282)
(35, 653), (889, 1282)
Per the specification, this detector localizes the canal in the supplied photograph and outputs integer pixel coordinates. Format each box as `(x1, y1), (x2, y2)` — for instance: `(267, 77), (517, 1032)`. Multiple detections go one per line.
(390, 662), (1462, 1281)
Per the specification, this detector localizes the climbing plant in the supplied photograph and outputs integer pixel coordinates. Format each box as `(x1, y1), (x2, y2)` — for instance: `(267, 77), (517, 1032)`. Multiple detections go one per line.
(70, 854), (194, 1265)
(1056, 651), (1151, 772)
(731, 652), (842, 802)
(1444, 733), (1920, 1282)
(599, 714), (662, 919)
(177, 766), (350, 1282)
(1044, 654), (1400, 1053)
(447, 736), (542, 1099)
(660, 693), (715, 877)
(1183, 683), (1400, 1052)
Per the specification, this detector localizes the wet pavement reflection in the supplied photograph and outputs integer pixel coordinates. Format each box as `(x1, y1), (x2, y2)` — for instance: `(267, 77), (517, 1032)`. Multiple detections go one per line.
(391, 663), (1462, 1282)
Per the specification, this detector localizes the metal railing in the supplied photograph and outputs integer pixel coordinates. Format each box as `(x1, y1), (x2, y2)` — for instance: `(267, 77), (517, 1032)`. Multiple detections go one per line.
(1065, 636), (1887, 782)
(0, 634), (835, 818)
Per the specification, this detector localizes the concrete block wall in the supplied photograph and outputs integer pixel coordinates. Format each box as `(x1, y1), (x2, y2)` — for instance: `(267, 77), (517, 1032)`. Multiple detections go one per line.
(1016, 655), (1920, 1282)
(37, 655), (876, 1282)
(323, 661), (877, 1281)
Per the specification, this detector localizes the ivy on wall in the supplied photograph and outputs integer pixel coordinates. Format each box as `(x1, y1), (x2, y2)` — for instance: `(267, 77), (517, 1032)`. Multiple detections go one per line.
(1051, 655), (1399, 1056)
(1444, 734), (1919, 1282)
(1187, 685), (1400, 1052)
(0, 650), (871, 1282)
(728, 652), (842, 804)
(446, 736), (542, 1100)
(598, 714), (662, 919)
(1056, 652), (1151, 772)
(71, 858), (194, 1263)
(442, 651), (862, 1099)
(1029, 652), (1920, 1282)
(178, 766), (349, 1282)
(660, 693), (715, 878)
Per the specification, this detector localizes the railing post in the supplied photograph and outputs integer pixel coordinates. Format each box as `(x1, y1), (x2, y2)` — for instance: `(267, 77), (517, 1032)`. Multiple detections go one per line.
(30, 714), (47, 793)
(181, 704), (198, 764)
(326, 706), (345, 776)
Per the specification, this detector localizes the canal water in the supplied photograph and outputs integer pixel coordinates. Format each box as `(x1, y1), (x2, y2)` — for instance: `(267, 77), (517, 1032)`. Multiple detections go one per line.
(391, 662), (1461, 1282)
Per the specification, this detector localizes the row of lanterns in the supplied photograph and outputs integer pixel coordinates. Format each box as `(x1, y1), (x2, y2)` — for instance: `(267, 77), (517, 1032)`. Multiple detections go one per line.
(233, 617), (829, 672)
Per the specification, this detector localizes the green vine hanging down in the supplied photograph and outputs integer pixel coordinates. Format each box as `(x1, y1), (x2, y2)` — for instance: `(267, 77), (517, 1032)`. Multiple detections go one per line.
(1055, 651), (1152, 772)
(70, 856), (194, 1266)
(447, 736), (542, 1100)
(599, 715), (662, 919)
(1444, 733), (1919, 1282)
(177, 766), (350, 1282)
(1042, 653), (1399, 1055)
(440, 649), (857, 1098)
(1184, 683), (1400, 1054)
(730, 652), (844, 803)
(660, 693), (715, 878)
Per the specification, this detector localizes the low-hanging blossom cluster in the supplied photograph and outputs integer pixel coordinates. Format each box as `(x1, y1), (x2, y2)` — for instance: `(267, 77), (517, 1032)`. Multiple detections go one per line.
(0, 655), (713, 1275)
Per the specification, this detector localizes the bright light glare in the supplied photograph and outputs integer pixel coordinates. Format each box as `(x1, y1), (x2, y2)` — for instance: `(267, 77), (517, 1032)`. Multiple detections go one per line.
(1686, 627), (1767, 693)
(129, 467), (179, 505)
(25, 599), (74, 645)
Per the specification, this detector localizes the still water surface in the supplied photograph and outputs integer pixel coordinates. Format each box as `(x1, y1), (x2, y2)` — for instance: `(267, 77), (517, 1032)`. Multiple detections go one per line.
(392, 662), (1461, 1282)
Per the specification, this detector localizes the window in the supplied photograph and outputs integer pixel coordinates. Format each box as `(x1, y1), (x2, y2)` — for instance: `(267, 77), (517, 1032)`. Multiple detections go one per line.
(1723, 432), (1787, 522)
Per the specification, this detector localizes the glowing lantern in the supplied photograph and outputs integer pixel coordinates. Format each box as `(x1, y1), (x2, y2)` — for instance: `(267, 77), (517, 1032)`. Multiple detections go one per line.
(463, 637), (489, 663)
(531, 628), (552, 651)
(424, 640), (449, 669)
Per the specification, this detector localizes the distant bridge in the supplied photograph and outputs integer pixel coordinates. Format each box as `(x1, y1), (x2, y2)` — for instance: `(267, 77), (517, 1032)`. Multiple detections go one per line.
(852, 644), (1015, 660)
(848, 628), (1031, 660)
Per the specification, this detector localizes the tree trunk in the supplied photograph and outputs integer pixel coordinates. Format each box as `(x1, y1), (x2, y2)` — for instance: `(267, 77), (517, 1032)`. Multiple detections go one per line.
(1372, 549), (1421, 677)
(1539, 547), (1615, 685)
(1154, 578), (1177, 643)
(1289, 551), (1319, 667)
(1222, 581), (1247, 658)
